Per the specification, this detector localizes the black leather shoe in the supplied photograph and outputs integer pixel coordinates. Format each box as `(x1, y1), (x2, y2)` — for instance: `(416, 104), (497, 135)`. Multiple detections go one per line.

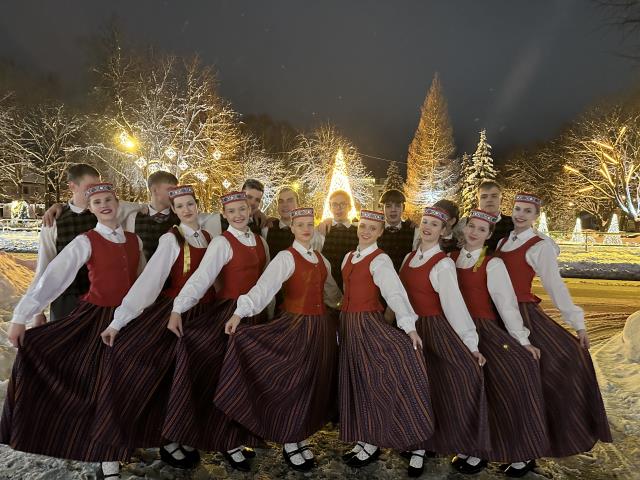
(223, 448), (251, 472)
(160, 445), (193, 469)
(456, 458), (488, 475)
(505, 460), (536, 478)
(346, 446), (380, 468)
(282, 446), (313, 471)
(342, 442), (365, 461)
(97, 464), (121, 480)
(407, 452), (425, 477)
(403, 450), (435, 460)
(179, 446), (200, 466)
(451, 455), (467, 468)
(242, 447), (256, 459)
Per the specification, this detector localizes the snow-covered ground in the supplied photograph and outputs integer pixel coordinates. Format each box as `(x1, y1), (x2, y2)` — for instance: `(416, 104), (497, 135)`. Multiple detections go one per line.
(0, 252), (638, 479)
(0, 230), (39, 254)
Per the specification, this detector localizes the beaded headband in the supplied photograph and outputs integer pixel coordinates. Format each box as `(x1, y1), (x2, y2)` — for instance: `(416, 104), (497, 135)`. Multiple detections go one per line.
(85, 183), (116, 199)
(360, 209), (385, 223)
(221, 191), (247, 205)
(290, 207), (314, 219)
(514, 192), (542, 207)
(469, 209), (498, 224)
(422, 206), (450, 223)
(168, 185), (195, 200)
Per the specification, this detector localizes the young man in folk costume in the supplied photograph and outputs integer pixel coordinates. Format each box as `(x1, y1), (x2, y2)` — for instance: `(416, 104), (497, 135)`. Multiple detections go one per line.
(164, 191), (269, 472)
(29, 164), (141, 322)
(494, 193), (611, 477)
(314, 189), (359, 291)
(216, 207), (342, 472)
(2, 183), (145, 480)
(375, 189), (418, 272)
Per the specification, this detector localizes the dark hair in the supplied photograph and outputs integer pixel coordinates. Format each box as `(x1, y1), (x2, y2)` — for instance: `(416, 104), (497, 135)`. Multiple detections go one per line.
(379, 189), (406, 204)
(278, 186), (299, 203)
(147, 171), (178, 189)
(67, 163), (100, 183)
(478, 180), (503, 192)
(433, 199), (460, 226)
(329, 189), (351, 202)
(242, 178), (265, 193)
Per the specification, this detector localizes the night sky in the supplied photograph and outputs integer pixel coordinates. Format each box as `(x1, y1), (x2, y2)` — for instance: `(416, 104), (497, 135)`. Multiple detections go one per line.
(1, 0), (638, 174)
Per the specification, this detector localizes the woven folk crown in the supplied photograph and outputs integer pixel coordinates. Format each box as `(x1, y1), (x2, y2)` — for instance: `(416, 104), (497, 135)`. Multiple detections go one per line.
(360, 209), (385, 223)
(168, 185), (195, 200)
(422, 206), (450, 223)
(514, 192), (542, 207)
(85, 182), (116, 199)
(221, 191), (247, 205)
(469, 209), (498, 224)
(290, 207), (314, 219)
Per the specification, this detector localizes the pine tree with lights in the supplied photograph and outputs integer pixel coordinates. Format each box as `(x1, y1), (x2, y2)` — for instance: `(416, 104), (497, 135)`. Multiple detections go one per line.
(604, 213), (623, 245)
(537, 211), (549, 234)
(461, 130), (497, 215)
(405, 73), (456, 217)
(383, 161), (404, 192)
(460, 152), (476, 215)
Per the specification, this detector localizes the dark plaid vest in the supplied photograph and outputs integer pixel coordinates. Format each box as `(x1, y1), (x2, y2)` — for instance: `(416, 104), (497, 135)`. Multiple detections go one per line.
(322, 224), (358, 291)
(55, 205), (98, 296)
(134, 211), (180, 260)
(486, 215), (514, 253)
(220, 213), (263, 237)
(266, 222), (295, 259)
(377, 220), (415, 272)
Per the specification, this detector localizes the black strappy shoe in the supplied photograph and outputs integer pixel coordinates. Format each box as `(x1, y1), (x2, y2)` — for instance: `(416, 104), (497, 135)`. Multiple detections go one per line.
(160, 444), (194, 469)
(282, 446), (313, 472)
(346, 445), (380, 468)
(298, 443), (316, 469)
(342, 442), (366, 461)
(505, 460), (536, 478)
(223, 447), (251, 472)
(407, 451), (426, 477)
(97, 464), (121, 479)
(179, 446), (201, 466)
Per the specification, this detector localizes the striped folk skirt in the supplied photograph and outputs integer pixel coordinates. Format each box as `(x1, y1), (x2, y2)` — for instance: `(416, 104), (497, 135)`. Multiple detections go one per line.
(0, 302), (131, 462)
(91, 295), (211, 449)
(215, 311), (338, 443)
(161, 298), (265, 451)
(519, 302), (612, 457)
(414, 315), (491, 457)
(338, 311), (435, 450)
(475, 317), (549, 462)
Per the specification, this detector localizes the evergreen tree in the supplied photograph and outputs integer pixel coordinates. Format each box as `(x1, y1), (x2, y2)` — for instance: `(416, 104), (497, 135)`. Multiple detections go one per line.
(460, 153), (475, 214)
(462, 129), (497, 215)
(405, 73), (456, 216)
(382, 160), (404, 191)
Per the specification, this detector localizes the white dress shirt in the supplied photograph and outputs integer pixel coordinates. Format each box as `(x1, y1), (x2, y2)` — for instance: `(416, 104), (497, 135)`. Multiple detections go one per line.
(341, 242), (418, 334)
(234, 240), (343, 318)
(172, 226), (270, 314)
(110, 223), (209, 331)
(456, 247), (531, 346)
(401, 243), (480, 352)
(12, 223), (146, 325)
(497, 227), (585, 331)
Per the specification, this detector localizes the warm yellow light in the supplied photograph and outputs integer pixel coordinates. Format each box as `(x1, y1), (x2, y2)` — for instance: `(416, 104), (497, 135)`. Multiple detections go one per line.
(322, 149), (358, 220)
(563, 165), (579, 174)
(118, 131), (137, 151)
(291, 181), (301, 191)
(591, 139), (614, 150)
(577, 185), (595, 193)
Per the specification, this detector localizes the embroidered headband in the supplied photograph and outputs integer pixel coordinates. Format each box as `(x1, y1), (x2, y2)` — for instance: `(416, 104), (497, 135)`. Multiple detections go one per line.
(422, 206), (450, 223)
(514, 192), (542, 207)
(469, 209), (498, 224)
(360, 209), (385, 223)
(168, 185), (195, 200)
(85, 183), (116, 199)
(290, 207), (314, 219)
(221, 191), (247, 205)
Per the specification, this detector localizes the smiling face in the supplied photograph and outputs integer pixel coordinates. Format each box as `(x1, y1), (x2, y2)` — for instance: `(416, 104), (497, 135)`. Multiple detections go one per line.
(419, 215), (446, 244)
(330, 192), (351, 223)
(383, 201), (403, 226)
(277, 189), (298, 220)
(357, 218), (384, 247)
(244, 187), (263, 214)
(88, 192), (118, 222)
(478, 186), (502, 215)
(463, 218), (492, 250)
(171, 195), (199, 224)
(291, 216), (315, 243)
(512, 201), (539, 231)
(223, 200), (250, 230)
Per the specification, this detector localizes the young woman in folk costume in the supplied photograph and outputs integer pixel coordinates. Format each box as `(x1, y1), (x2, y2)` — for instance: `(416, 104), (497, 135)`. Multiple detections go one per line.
(163, 190), (268, 472)
(338, 210), (435, 468)
(398, 206), (489, 478)
(1, 183), (145, 480)
(451, 209), (549, 477)
(90, 185), (215, 471)
(494, 193), (611, 476)
(215, 207), (342, 472)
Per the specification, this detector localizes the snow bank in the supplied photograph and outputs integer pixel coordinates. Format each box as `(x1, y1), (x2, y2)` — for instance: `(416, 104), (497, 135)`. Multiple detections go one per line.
(622, 311), (640, 363)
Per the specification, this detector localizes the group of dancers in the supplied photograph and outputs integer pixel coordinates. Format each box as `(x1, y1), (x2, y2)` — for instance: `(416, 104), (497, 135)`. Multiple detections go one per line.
(1, 163), (612, 479)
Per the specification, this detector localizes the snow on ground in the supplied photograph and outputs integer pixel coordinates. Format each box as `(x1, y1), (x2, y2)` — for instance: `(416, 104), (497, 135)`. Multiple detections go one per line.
(0, 253), (638, 479)
(0, 230), (39, 254)
(557, 245), (640, 280)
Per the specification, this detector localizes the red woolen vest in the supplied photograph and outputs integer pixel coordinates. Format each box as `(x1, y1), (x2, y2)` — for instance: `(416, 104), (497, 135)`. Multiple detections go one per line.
(495, 236), (543, 303)
(341, 249), (385, 313)
(450, 251), (497, 320)
(81, 230), (140, 307)
(399, 250), (446, 317)
(217, 230), (267, 300)
(282, 247), (328, 315)
(163, 228), (215, 303)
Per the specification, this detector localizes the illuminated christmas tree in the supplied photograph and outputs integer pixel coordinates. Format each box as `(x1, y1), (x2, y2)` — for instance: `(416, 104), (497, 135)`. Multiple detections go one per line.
(604, 213), (623, 245)
(322, 149), (358, 220)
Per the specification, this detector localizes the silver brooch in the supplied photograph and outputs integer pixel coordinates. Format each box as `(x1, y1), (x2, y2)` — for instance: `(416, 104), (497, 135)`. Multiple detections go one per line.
(466, 253), (472, 259)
